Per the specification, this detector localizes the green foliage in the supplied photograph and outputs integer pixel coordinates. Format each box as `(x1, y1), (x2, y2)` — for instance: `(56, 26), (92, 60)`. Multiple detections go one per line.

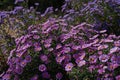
(0, 0), (14, 10)
(69, 67), (97, 80)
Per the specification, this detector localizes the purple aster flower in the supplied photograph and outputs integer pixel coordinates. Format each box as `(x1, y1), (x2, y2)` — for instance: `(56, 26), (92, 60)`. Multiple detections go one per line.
(39, 64), (47, 72)
(34, 42), (42, 52)
(51, 24), (59, 30)
(16, 43), (31, 52)
(34, 46), (42, 52)
(88, 65), (96, 72)
(40, 55), (48, 62)
(109, 47), (119, 54)
(98, 51), (103, 55)
(117, 56), (120, 64)
(64, 54), (71, 62)
(2, 74), (11, 80)
(116, 75), (120, 80)
(60, 34), (70, 42)
(75, 58), (82, 64)
(16, 49), (27, 57)
(114, 40), (120, 47)
(30, 29), (38, 34)
(65, 63), (74, 71)
(15, 57), (23, 63)
(73, 54), (79, 59)
(61, 3), (67, 12)
(110, 55), (117, 63)
(8, 49), (16, 62)
(103, 39), (114, 43)
(82, 43), (92, 49)
(79, 52), (86, 60)
(62, 47), (71, 53)
(89, 55), (97, 64)
(75, 52), (86, 64)
(56, 56), (65, 63)
(41, 7), (53, 17)
(15, 66), (23, 74)
(56, 72), (63, 79)
(89, 34), (99, 40)
(33, 42), (40, 47)
(56, 44), (62, 49)
(48, 48), (53, 52)
(98, 44), (108, 50)
(27, 40), (33, 46)
(41, 20), (50, 31)
(97, 68), (105, 74)
(20, 60), (27, 67)
(44, 43), (51, 48)
(77, 60), (86, 67)
(14, 6), (23, 11)
(33, 35), (40, 40)
(108, 63), (119, 71)
(25, 55), (32, 62)
(72, 45), (81, 50)
(99, 54), (109, 62)
(42, 72), (50, 79)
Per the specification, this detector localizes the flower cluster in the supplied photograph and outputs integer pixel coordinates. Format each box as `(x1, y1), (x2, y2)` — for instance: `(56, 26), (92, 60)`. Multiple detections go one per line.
(0, 0), (120, 80)
(2, 17), (120, 80)
(61, 0), (120, 35)
(0, 4), (47, 77)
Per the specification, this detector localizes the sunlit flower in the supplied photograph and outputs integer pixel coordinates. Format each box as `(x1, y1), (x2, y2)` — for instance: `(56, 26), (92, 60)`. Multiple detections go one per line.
(109, 47), (119, 54)
(97, 68), (105, 74)
(56, 44), (62, 49)
(77, 60), (86, 67)
(99, 54), (109, 62)
(89, 55), (97, 64)
(56, 56), (65, 63)
(65, 63), (73, 71)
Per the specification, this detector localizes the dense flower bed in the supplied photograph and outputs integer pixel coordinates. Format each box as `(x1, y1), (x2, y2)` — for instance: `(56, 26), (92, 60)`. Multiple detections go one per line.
(0, 0), (120, 80)
(2, 18), (120, 80)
